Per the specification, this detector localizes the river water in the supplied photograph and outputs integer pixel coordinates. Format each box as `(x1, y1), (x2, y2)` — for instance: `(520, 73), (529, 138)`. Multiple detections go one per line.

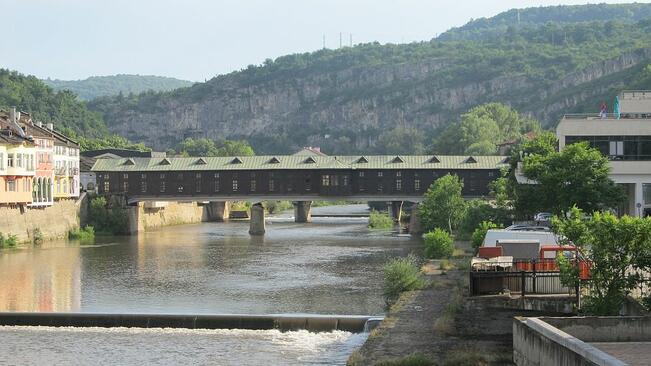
(0, 204), (421, 365)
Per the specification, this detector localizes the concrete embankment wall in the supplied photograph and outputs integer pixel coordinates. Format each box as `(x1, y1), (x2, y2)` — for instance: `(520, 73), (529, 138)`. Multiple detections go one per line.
(0, 199), (80, 242)
(512, 316), (646, 366)
(129, 202), (207, 232)
(0, 312), (378, 333)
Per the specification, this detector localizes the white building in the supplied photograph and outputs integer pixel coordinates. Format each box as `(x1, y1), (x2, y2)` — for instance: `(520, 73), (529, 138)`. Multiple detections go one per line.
(556, 90), (651, 217)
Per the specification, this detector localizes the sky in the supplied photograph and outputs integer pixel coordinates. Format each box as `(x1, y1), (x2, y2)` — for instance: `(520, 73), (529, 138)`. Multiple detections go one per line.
(1, 0), (647, 81)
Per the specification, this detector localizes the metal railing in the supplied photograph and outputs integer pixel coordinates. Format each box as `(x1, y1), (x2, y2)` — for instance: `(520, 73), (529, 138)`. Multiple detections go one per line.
(563, 113), (651, 120)
(470, 260), (576, 296)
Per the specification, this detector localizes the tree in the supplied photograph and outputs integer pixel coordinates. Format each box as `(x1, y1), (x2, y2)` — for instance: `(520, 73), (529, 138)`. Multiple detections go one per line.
(554, 208), (651, 315)
(175, 138), (255, 157)
(522, 141), (624, 216)
(375, 127), (426, 155)
(420, 174), (466, 233)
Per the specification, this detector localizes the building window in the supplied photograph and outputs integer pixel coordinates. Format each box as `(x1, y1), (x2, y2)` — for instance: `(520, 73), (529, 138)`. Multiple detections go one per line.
(123, 181), (129, 192)
(196, 180), (202, 193)
(610, 140), (624, 157)
(269, 179), (275, 192)
(214, 180), (220, 192)
(6, 180), (16, 192)
(141, 181), (147, 193)
(396, 179), (402, 191)
(377, 171), (383, 177)
(488, 171), (494, 178)
(214, 173), (220, 178)
(160, 181), (166, 193)
(232, 180), (238, 191)
(321, 175), (330, 186)
(17, 153), (22, 168)
(250, 180), (256, 192)
(359, 182), (366, 192)
(359, 171), (364, 177)
(415, 179), (421, 191)
(0, 153), (3, 169)
(160, 173), (166, 179)
(141, 174), (146, 180)
(177, 185), (184, 193)
(396, 171), (401, 177)
(331, 175), (339, 186)
(305, 177), (312, 191)
(644, 184), (651, 204)
(103, 181), (110, 192)
(123, 173), (129, 179)
(7, 154), (13, 168)
(196, 173), (202, 179)
(377, 183), (384, 192)
(343, 175), (349, 186)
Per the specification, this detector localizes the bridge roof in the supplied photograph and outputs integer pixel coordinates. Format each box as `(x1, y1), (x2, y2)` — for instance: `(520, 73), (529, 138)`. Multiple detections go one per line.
(91, 155), (508, 172)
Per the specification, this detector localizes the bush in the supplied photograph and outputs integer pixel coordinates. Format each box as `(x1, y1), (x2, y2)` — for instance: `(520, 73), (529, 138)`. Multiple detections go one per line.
(383, 255), (426, 305)
(369, 210), (394, 230)
(68, 226), (95, 241)
(32, 228), (44, 245)
(265, 201), (293, 214)
(88, 196), (128, 235)
(470, 221), (502, 252)
(0, 233), (18, 248)
(423, 229), (454, 259)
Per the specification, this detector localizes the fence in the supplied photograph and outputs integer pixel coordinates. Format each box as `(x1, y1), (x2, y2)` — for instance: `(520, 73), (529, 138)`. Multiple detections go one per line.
(469, 260), (576, 297)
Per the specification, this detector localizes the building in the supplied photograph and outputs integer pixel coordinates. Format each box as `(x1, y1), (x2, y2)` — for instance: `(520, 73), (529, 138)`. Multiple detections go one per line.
(51, 129), (80, 200)
(0, 122), (36, 206)
(556, 90), (651, 217)
(92, 155), (507, 201)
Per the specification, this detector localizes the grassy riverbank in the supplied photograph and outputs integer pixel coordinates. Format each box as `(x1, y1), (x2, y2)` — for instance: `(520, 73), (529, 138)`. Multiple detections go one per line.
(348, 242), (517, 366)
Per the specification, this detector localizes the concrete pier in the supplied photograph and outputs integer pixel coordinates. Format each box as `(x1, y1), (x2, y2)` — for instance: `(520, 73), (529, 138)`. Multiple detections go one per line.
(206, 201), (230, 222)
(249, 202), (266, 235)
(409, 203), (422, 236)
(388, 201), (403, 222)
(293, 201), (312, 223)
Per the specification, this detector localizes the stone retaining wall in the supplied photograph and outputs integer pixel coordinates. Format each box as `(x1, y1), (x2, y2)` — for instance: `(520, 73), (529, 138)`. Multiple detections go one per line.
(0, 200), (80, 242)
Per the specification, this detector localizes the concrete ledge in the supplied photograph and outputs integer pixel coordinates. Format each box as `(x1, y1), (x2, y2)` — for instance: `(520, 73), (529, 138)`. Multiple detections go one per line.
(0, 312), (379, 333)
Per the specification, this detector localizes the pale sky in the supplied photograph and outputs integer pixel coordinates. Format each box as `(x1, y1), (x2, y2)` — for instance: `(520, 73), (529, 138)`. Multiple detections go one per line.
(1, 0), (646, 81)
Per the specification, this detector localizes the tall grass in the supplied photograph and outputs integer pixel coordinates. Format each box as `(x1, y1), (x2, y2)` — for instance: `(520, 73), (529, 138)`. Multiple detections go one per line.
(68, 226), (95, 241)
(369, 210), (394, 230)
(0, 233), (17, 248)
(383, 255), (426, 305)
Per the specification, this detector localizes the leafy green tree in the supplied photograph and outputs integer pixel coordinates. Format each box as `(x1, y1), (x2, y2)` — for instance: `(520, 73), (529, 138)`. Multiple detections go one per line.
(522, 141), (624, 216)
(420, 174), (466, 233)
(175, 138), (255, 157)
(554, 208), (651, 315)
(375, 127), (426, 155)
(423, 229), (454, 259)
(471, 221), (502, 252)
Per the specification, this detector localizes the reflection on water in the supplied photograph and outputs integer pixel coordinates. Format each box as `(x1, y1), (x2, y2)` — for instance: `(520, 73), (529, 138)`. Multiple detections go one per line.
(0, 326), (367, 366)
(0, 206), (421, 315)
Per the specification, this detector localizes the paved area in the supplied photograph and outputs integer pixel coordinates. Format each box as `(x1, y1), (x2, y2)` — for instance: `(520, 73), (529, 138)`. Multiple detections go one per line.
(591, 342), (651, 366)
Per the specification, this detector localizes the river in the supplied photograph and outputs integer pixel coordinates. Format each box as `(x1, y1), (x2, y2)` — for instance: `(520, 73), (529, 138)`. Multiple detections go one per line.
(0, 204), (421, 365)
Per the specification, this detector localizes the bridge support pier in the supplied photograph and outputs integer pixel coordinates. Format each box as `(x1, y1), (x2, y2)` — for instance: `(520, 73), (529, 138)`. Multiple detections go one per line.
(249, 202), (266, 235)
(409, 203), (423, 236)
(127, 202), (145, 235)
(293, 201), (312, 223)
(206, 201), (230, 222)
(387, 201), (403, 223)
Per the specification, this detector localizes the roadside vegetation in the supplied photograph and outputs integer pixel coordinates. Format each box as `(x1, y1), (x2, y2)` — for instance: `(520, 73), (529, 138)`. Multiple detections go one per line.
(0, 233), (18, 248)
(369, 211), (394, 230)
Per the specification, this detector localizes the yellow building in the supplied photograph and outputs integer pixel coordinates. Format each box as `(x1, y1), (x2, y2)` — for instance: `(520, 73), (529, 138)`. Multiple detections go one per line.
(0, 129), (36, 205)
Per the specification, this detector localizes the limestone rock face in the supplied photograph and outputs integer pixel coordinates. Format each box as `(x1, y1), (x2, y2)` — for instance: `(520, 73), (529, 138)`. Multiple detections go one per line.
(100, 48), (651, 152)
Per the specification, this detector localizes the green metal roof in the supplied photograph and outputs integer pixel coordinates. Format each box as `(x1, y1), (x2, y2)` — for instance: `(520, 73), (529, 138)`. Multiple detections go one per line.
(91, 155), (508, 172)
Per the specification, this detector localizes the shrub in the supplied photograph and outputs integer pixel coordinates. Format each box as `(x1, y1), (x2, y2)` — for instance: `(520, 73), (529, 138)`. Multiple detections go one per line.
(423, 229), (454, 259)
(383, 255), (426, 305)
(2, 234), (18, 248)
(369, 210), (394, 230)
(69, 226), (96, 241)
(265, 201), (293, 214)
(32, 228), (44, 245)
(88, 196), (128, 235)
(470, 221), (502, 252)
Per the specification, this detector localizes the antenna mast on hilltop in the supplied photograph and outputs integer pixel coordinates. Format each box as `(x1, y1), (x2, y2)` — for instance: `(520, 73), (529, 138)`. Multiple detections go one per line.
(350, 33), (353, 47)
(323, 34), (326, 49)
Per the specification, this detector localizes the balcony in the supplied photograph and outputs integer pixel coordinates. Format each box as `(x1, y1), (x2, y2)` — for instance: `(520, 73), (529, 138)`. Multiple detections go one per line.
(70, 167), (79, 175)
(55, 167), (67, 176)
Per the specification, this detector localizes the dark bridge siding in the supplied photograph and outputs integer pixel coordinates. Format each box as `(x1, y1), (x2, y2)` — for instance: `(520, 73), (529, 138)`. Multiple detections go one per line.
(95, 168), (499, 198)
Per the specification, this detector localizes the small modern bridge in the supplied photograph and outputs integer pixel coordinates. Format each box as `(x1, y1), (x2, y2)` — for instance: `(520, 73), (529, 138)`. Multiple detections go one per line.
(91, 154), (507, 235)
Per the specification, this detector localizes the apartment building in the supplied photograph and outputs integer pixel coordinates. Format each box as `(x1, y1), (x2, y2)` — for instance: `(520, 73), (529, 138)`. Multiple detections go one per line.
(0, 127), (36, 206)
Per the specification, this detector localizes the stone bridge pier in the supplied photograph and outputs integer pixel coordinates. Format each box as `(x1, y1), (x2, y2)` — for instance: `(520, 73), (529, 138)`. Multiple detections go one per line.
(387, 201), (403, 222)
(206, 201), (230, 222)
(249, 202), (266, 235)
(293, 201), (312, 223)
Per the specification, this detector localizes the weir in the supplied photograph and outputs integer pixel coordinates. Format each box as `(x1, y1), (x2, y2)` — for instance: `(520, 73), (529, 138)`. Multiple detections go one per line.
(0, 312), (382, 333)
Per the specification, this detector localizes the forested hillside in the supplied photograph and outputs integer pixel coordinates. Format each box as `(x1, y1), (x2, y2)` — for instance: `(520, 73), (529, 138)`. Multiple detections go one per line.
(0, 69), (107, 137)
(43, 74), (193, 100)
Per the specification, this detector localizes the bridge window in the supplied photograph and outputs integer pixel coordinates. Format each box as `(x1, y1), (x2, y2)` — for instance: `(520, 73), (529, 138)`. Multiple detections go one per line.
(177, 185), (184, 193)
(321, 175), (330, 186)
(396, 171), (401, 177)
(331, 175), (339, 186)
(359, 171), (364, 177)
(415, 179), (421, 191)
(141, 181), (147, 193)
(160, 174), (165, 179)
(269, 179), (275, 191)
(141, 174), (146, 180)
(214, 180), (220, 192)
(123, 173), (129, 179)
(250, 180), (256, 192)
(396, 179), (402, 191)
(359, 182), (365, 192)
(377, 183), (383, 192)
(343, 176), (349, 186)
(123, 181), (129, 192)
(196, 173), (202, 179)
(378, 171), (383, 177)
(196, 180), (202, 193)
(160, 181), (166, 193)
(488, 171), (494, 178)
(305, 177), (311, 191)
(214, 173), (220, 178)
(232, 179), (238, 192)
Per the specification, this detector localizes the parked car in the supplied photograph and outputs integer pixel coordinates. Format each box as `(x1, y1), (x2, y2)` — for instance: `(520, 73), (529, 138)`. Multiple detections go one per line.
(505, 224), (551, 232)
(534, 212), (553, 223)
(482, 229), (561, 247)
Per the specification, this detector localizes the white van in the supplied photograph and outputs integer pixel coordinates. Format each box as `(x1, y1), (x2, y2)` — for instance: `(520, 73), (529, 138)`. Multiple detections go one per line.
(482, 229), (561, 247)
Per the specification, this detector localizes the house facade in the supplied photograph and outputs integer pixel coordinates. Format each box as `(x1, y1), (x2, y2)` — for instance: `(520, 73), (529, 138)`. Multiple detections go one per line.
(556, 90), (651, 217)
(0, 129), (36, 206)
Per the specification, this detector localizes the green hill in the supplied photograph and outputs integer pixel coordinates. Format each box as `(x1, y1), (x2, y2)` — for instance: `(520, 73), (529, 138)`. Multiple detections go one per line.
(43, 74), (194, 100)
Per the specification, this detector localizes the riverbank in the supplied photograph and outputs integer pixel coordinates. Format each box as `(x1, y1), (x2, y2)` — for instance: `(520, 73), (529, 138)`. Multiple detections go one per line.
(349, 242), (559, 366)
